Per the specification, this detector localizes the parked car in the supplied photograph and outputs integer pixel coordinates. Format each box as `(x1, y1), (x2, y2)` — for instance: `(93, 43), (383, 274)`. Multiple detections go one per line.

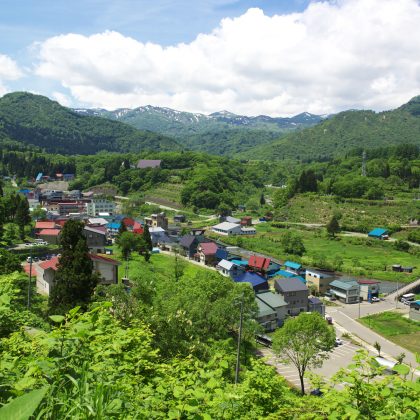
(33, 257), (39, 262)
(335, 338), (343, 346)
(371, 297), (380, 303)
(325, 316), (333, 325)
(26, 256), (33, 263)
(310, 388), (323, 397)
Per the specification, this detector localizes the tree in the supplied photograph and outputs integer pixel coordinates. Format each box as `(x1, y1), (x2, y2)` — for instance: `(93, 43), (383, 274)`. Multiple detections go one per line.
(31, 206), (47, 221)
(0, 200), (4, 239)
(0, 249), (22, 274)
(272, 312), (335, 394)
(326, 214), (340, 238)
(15, 197), (31, 240)
(116, 231), (140, 260)
(280, 231), (306, 256)
(49, 220), (99, 314)
(142, 224), (153, 252)
(118, 220), (127, 237)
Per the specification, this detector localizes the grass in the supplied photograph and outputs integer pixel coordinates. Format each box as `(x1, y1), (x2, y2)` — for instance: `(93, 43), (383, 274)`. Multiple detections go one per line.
(106, 246), (209, 283)
(359, 311), (420, 354)
(210, 224), (419, 283)
(276, 194), (420, 227)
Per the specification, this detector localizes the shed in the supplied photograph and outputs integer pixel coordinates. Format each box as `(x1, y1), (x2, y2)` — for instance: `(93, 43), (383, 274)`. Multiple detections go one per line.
(368, 228), (389, 239)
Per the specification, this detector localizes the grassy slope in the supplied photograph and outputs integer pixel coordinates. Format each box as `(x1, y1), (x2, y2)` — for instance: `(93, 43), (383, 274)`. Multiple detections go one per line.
(359, 312), (420, 354)
(276, 194), (420, 227)
(211, 224), (419, 283)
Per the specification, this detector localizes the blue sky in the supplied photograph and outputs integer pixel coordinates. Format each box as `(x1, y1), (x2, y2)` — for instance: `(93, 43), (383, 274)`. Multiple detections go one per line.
(1, 0), (420, 115)
(0, 0), (309, 54)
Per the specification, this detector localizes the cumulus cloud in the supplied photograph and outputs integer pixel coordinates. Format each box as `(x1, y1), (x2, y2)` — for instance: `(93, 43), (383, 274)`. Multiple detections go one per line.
(35, 0), (420, 115)
(0, 53), (23, 96)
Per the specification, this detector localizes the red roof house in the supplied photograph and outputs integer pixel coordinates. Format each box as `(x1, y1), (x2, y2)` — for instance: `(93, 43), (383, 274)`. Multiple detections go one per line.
(248, 255), (271, 271)
(35, 221), (57, 230)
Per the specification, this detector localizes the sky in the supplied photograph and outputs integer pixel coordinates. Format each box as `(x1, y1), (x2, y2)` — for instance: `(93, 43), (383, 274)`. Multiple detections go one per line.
(1, 0), (420, 116)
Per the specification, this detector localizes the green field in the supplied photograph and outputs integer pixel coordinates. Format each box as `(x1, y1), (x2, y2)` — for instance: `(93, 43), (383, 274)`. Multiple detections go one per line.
(108, 248), (209, 284)
(359, 312), (420, 354)
(274, 194), (420, 228)
(211, 224), (419, 283)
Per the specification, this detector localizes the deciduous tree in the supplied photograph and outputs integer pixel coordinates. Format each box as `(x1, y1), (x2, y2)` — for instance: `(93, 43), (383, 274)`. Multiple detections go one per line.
(273, 312), (335, 394)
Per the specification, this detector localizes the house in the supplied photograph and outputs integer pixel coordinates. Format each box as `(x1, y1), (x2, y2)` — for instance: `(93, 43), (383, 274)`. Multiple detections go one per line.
(136, 159), (162, 169)
(368, 228), (389, 240)
(248, 255), (271, 272)
(157, 234), (178, 252)
(122, 217), (136, 230)
(38, 229), (61, 245)
(240, 216), (253, 227)
(133, 221), (144, 235)
(196, 242), (219, 266)
(216, 259), (241, 277)
(149, 227), (167, 245)
(233, 272), (269, 292)
(35, 221), (58, 233)
(284, 261), (303, 275)
(357, 280), (380, 301)
(409, 300), (420, 321)
(83, 226), (107, 253)
(255, 299), (277, 332)
(215, 248), (229, 261)
(34, 254), (120, 295)
(305, 269), (335, 295)
(255, 291), (288, 330)
(88, 217), (109, 226)
(274, 277), (309, 316)
(307, 297), (325, 317)
(144, 212), (168, 230)
(218, 215), (241, 224)
(329, 279), (359, 304)
(212, 222), (242, 236)
(63, 174), (75, 181)
(273, 269), (297, 278)
(106, 222), (121, 237)
(240, 227), (256, 235)
(174, 214), (186, 223)
(178, 235), (200, 258)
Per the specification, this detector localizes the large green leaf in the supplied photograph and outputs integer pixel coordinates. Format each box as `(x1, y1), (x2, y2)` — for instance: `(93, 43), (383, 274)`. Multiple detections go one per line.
(0, 387), (48, 420)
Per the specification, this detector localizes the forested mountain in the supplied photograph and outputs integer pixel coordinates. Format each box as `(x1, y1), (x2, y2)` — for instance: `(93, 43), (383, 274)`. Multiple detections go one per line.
(0, 92), (179, 155)
(75, 105), (324, 156)
(244, 96), (420, 161)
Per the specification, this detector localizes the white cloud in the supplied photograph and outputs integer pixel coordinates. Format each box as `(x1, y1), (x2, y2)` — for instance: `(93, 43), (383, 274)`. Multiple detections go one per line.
(51, 91), (72, 107)
(34, 0), (420, 115)
(0, 53), (23, 96)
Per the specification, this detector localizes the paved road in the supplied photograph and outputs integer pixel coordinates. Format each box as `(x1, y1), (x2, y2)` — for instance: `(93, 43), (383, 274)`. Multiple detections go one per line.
(326, 306), (418, 369)
(386, 277), (420, 300)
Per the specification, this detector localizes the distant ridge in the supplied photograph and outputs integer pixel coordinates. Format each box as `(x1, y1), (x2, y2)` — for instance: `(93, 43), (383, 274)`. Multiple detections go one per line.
(74, 105), (325, 156)
(0, 92), (179, 155)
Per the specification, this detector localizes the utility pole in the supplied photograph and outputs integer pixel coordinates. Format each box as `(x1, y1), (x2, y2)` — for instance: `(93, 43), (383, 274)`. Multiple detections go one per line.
(27, 247), (33, 309)
(395, 279), (399, 309)
(358, 282), (361, 319)
(235, 293), (244, 385)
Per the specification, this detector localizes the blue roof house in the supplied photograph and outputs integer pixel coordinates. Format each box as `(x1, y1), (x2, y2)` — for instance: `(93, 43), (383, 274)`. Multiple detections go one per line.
(368, 228), (389, 240)
(233, 272), (269, 292)
(284, 260), (303, 275)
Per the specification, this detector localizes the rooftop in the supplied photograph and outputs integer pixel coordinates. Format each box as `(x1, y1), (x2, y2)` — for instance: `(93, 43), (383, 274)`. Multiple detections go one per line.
(199, 242), (218, 255)
(212, 221), (240, 231)
(330, 279), (359, 290)
(248, 255), (271, 271)
(275, 277), (308, 293)
(256, 291), (287, 308)
(38, 229), (61, 236)
(284, 260), (302, 270)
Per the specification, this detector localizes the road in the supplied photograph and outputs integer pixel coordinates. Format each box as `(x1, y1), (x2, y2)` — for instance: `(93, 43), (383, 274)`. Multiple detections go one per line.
(326, 303), (418, 369)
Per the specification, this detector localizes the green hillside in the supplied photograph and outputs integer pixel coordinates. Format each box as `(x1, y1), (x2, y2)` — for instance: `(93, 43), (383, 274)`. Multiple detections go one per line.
(0, 92), (179, 154)
(245, 97), (420, 161)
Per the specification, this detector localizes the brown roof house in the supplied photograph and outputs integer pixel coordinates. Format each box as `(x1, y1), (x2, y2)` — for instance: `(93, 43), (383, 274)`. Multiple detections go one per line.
(196, 242), (218, 266)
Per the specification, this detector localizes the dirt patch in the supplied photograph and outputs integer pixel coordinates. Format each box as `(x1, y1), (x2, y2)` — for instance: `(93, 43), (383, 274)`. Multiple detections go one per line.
(38, 181), (69, 191)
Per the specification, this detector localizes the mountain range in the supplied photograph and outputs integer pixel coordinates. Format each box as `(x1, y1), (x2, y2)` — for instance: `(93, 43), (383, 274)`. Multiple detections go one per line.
(0, 92), (178, 155)
(74, 106), (325, 156)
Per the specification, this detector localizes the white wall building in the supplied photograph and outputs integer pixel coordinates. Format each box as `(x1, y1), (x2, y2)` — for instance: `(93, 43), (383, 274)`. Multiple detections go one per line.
(86, 198), (116, 217)
(212, 222), (243, 236)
